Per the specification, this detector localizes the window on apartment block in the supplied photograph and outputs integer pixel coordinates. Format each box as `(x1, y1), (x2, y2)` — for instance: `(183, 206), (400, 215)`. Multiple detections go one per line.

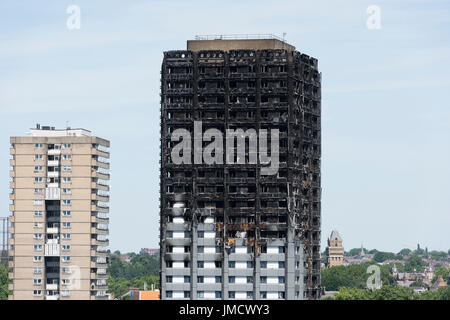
(33, 290), (42, 296)
(62, 222), (71, 229)
(33, 278), (42, 285)
(61, 290), (70, 297)
(34, 211), (43, 217)
(62, 267), (71, 274)
(62, 211), (71, 216)
(34, 177), (43, 183)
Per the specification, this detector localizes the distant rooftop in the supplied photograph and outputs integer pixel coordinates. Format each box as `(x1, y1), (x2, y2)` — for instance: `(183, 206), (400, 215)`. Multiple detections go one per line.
(28, 123), (91, 137)
(188, 34), (295, 52)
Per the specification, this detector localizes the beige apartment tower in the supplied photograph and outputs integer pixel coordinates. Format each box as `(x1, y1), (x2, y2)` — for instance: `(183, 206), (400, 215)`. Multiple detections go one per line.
(8, 125), (110, 300)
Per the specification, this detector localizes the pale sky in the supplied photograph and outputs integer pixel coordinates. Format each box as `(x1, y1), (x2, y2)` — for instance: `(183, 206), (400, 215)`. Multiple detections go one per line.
(0, 0), (449, 253)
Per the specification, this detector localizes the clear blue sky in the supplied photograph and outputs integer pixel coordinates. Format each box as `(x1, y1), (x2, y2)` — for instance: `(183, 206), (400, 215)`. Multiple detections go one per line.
(1, 0), (449, 253)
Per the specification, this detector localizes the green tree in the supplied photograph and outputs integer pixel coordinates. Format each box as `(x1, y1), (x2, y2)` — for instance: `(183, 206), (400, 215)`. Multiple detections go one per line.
(418, 287), (450, 300)
(107, 252), (160, 299)
(0, 264), (11, 300)
(347, 248), (367, 256)
(371, 285), (416, 300)
(321, 263), (395, 291)
(334, 287), (371, 300)
(429, 250), (447, 260)
(107, 277), (131, 298)
(404, 253), (426, 272)
(398, 248), (411, 256)
(432, 266), (449, 284)
(373, 251), (397, 263)
(333, 285), (417, 300)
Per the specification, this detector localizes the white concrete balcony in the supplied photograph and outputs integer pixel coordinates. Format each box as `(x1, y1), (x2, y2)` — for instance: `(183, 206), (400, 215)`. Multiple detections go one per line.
(45, 295), (59, 300)
(47, 182), (59, 188)
(46, 284), (59, 290)
(47, 160), (59, 167)
(46, 227), (59, 234)
(48, 171), (60, 178)
(45, 243), (60, 256)
(47, 149), (61, 155)
(45, 187), (60, 200)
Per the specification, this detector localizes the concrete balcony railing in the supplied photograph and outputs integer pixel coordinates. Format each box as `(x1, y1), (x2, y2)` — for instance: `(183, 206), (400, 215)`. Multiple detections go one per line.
(44, 243), (60, 256)
(8, 261), (14, 268)
(8, 272), (13, 279)
(9, 171), (14, 178)
(45, 295), (59, 300)
(10, 148), (15, 155)
(91, 215), (109, 224)
(91, 205), (109, 214)
(91, 227), (109, 235)
(91, 239), (109, 246)
(92, 160), (110, 170)
(48, 171), (60, 178)
(91, 171), (110, 181)
(45, 187), (60, 200)
(8, 283), (13, 291)
(91, 182), (109, 192)
(91, 148), (109, 159)
(10, 159), (15, 166)
(47, 160), (59, 167)
(47, 149), (61, 155)
(46, 283), (59, 290)
(91, 283), (108, 291)
(91, 194), (109, 202)
(46, 227), (59, 234)
(91, 261), (108, 268)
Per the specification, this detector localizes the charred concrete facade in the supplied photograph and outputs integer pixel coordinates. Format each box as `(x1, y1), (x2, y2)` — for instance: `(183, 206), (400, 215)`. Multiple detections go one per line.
(160, 38), (321, 300)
